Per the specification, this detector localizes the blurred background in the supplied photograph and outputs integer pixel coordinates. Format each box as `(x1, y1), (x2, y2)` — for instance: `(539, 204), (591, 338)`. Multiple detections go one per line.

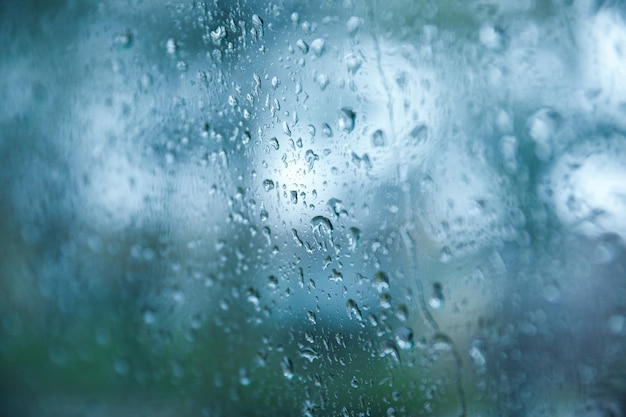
(1, 0), (626, 416)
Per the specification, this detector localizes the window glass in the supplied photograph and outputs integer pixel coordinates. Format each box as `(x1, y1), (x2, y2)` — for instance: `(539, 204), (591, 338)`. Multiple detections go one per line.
(1, 1), (626, 416)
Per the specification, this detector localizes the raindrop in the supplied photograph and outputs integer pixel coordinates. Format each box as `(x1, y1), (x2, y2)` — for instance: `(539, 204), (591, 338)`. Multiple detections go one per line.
(263, 179), (275, 191)
(321, 123), (333, 137)
(372, 271), (390, 293)
(305, 149), (319, 170)
(267, 275), (278, 289)
(310, 38), (325, 56)
(431, 333), (453, 351)
(296, 39), (309, 54)
(346, 16), (362, 35)
(379, 339), (400, 363)
(469, 342), (486, 367)
(329, 268), (343, 282)
(114, 31), (132, 48)
(210, 26), (226, 45)
(269, 137), (279, 150)
(166, 38), (177, 54)
(379, 293), (392, 309)
(345, 54), (362, 74)
(281, 356), (294, 380)
(299, 346), (319, 362)
(246, 287), (260, 308)
(394, 304), (408, 321)
(239, 367), (251, 386)
(348, 227), (360, 251)
(307, 310), (317, 325)
(338, 107), (356, 133)
(395, 327), (414, 350)
(283, 121), (291, 136)
(310, 216), (334, 244)
(371, 129), (386, 147)
(429, 282), (445, 309)
(346, 299), (363, 321)
(251, 14), (264, 33)
(142, 308), (156, 325)
(316, 73), (329, 90)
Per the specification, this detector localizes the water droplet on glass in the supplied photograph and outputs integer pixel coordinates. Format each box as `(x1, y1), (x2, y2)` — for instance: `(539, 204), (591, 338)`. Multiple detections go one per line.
(372, 271), (390, 293)
(246, 287), (260, 309)
(329, 268), (343, 282)
(210, 26), (226, 45)
(239, 367), (251, 386)
(296, 39), (309, 54)
(346, 299), (363, 321)
(431, 333), (453, 351)
(379, 339), (400, 363)
(395, 304), (408, 321)
(371, 129), (386, 147)
(281, 356), (294, 380)
(114, 31), (132, 48)
(469, 341), (486, 367)
(307, 310), (317, 324)
(345, 54), (362, 74)
(252, 14), (264, 32)
(269, 137), (279, 150)
(283, 121), (291, 136)
(310, 38), (325, 57)
(316, 73), (329, 90)
(395, 327), (414, 350)
(263, 179), (275, 191)
(428, 282), (445, 309)
(379, 293), (392, 309)
(310, 216), (334, 245)
(166, 38), (177, 54)
(267, 275), (278, 289)
(321, 123), (333, 137)
(338, 107), (356, 133)
(305, 149), (319, 171)
(346, 16), (362, 35)
(348, 227), (360, 251)
(142, 308), (156, 325)
(299, 346), (319, 362)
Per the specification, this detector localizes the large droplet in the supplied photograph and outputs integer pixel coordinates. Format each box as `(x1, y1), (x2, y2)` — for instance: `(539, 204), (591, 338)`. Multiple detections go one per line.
(346, 299), (363, 321)
(429, 282), (445, 309)
(263, 179), (275, 191)
(379, 339), (400, 363)
(299, 346), (319, 363)
(371, 129), (386, 147)
(395, 327), (414, 350)
(311, 215), (333, 232)
(281, 356), (294, 380)
(372, 271), (390, 293)
(338, 107), (356, 133)
(310, 38), (325, 56)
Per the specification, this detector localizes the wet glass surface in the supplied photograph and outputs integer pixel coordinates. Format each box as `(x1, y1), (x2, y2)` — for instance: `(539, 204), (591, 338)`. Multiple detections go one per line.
(1, 1), (626, 416)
